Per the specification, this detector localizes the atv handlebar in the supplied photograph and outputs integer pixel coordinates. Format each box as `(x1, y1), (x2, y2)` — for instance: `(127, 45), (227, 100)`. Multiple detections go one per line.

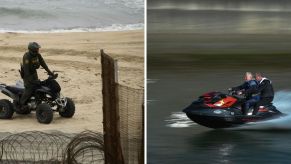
(49, 73), (58, 80)
(47, 71), (58, 80)
(39, 73), (58, 85)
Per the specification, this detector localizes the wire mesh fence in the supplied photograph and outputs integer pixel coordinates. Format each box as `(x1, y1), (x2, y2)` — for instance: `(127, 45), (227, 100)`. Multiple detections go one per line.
(101, 50), (144, 164)
(0, 131), (104, 163)
(118, 85), (144, 164)
(64, 131), (104, 164)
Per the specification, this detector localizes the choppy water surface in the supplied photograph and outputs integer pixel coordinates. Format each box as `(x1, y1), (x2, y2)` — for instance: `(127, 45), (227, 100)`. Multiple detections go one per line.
(0, 0), (144, 32)
(148, 67), (291, 164)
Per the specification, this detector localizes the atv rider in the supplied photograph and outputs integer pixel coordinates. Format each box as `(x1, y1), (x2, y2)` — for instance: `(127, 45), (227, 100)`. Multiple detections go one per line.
(230, 72), (260, 115)
(19, 42), (56, 108)
(246, 73), (275, 115)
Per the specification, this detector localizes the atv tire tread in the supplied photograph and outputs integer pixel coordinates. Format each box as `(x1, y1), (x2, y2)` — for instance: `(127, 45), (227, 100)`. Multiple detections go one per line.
(36, 103), (53, 124)
(0, 99), (14, 119)
(59, 97), (75, 118)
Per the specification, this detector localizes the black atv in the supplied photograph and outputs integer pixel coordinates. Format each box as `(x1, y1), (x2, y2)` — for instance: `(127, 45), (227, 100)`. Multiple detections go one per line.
(0, 73), (75, 124)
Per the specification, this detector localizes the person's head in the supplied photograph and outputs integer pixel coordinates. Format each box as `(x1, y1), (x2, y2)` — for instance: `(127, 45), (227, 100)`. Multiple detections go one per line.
(28, 42), (41, 54)
(244, 72), (253, 81)
(255, 72), (263, 81)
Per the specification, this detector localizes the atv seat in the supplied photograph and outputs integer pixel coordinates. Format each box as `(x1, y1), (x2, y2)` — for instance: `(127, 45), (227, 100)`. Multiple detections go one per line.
(6, 86), (24, 94)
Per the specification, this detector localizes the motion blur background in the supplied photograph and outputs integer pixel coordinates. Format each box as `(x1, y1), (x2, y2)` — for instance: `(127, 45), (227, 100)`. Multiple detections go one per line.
(148, 0), (291, 163)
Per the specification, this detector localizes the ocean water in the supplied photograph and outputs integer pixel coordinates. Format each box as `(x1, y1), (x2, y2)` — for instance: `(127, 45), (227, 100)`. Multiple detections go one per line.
(148, 0), (291, 163)
(0, 0), (144, 32)
(148, 66), (291, 164)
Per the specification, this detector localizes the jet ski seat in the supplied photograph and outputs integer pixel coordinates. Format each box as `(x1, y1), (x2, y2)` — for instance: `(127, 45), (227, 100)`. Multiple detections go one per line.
(260, 103), (273, 108)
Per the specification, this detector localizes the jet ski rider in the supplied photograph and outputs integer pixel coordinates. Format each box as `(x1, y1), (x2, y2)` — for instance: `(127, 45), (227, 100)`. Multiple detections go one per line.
(229, 72), (260, 115)
(245, 72), (275, 115)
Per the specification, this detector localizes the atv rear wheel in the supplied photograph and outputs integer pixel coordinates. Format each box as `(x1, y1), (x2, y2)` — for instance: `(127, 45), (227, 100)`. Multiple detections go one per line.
(59, 97), (75, 118)
(0, 99), (14, 119)
(36, 103), (53, 124)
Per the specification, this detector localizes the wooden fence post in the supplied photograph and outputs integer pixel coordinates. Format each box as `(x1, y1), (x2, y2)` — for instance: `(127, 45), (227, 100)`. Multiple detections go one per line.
(101, 49), (124, 164)
(139, 103), (144, 164)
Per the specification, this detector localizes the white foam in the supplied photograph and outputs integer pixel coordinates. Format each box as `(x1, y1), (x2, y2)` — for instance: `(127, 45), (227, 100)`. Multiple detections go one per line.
(105, 0), (144, 10)
(166, 112), (196, 128)
(147, 79), (159, 84)
(166, 91), (291, 130)
(0, 23), (144, 34)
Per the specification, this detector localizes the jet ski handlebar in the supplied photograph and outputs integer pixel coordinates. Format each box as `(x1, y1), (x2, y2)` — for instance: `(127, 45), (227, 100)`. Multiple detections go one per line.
(228, 89), (246, 100)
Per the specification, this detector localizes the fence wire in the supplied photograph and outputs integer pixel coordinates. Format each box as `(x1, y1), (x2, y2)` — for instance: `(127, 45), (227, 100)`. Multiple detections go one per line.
(64, 131), (104, 164)
(0, 131), (104, 164)
(118, 84), (144, 164)
(101, 50), (144, 164)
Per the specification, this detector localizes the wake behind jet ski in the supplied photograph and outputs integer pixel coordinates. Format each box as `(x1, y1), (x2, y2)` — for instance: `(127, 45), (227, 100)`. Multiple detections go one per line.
(183, 90), (285, 129)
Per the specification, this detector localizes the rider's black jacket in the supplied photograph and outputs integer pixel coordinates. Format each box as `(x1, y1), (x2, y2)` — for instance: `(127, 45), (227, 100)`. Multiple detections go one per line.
(246, 78), (274, 98)
(22, 51), (51, 86)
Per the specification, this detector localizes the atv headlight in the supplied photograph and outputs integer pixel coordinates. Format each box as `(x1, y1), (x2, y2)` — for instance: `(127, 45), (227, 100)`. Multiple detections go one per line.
(56, 93), (67, 108)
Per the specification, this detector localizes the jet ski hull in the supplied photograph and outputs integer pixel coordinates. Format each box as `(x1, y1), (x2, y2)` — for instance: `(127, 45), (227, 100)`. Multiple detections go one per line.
(184, 107), (284, 129)
(183, 92), (285, 129)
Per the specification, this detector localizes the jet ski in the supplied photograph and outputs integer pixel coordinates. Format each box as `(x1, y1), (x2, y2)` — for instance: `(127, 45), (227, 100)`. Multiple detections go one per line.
(183, 90), (285, 129)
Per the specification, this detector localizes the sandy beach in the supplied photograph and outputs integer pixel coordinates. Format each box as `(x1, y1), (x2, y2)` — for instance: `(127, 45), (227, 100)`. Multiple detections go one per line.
(0, 30), (144, 133)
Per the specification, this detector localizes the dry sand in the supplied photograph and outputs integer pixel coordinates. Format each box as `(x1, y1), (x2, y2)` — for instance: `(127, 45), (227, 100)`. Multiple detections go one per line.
(0, 30), (144, 133)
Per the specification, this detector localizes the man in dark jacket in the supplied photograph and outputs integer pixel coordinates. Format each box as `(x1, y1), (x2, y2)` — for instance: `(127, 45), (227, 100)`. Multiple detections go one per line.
(231, 72), (259, 115)
(246, 72), (274, 115)
(19, 42), (55, 107)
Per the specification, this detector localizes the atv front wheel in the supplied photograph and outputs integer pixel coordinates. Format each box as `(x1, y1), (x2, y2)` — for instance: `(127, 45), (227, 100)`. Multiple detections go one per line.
(36, 103), (53, 124)
(0, 99), (14, 119)
(59, 97), (75, 118)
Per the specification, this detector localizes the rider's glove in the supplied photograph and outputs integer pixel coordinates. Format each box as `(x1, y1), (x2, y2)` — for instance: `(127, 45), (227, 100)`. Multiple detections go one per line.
(48, 71), (54, 77)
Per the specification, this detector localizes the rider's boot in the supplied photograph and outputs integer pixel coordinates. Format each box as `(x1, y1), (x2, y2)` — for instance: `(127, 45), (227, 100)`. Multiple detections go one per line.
(14, 95), (29, 112)
(242, 104), (249, 115)
(13, 95), (21, 109)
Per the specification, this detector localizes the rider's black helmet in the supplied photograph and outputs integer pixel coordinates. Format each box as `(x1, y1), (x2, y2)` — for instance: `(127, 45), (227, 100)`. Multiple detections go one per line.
(28, 42), (41, 53)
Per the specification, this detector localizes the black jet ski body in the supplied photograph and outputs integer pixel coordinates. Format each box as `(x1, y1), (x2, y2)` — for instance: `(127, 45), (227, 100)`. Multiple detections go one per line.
(183, 91), (285, 129)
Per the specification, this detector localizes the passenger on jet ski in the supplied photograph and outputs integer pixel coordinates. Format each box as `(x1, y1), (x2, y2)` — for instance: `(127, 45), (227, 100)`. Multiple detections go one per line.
(246, 73), (275, 115)
(230, 72), (259, 115)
